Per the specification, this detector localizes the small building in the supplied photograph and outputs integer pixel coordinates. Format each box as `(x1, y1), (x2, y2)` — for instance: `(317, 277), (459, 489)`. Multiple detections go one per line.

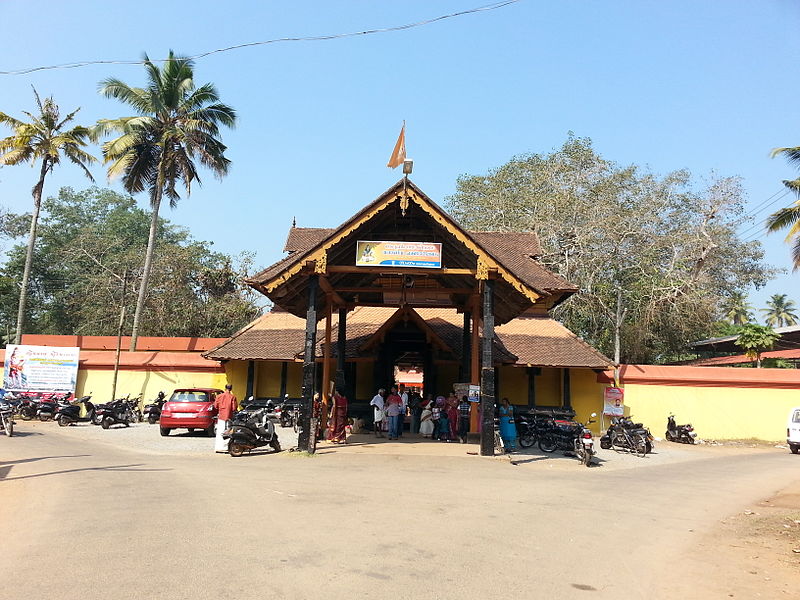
(205, 179), (612, 453)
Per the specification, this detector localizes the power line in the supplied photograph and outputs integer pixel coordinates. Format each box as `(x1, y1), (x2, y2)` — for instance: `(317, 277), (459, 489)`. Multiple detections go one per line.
(738, 189), (791, 241)
(0, 0), (522, 76)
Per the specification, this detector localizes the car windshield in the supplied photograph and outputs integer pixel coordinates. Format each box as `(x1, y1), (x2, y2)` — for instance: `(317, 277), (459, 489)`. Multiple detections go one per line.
(169, 391), (209, 403)
(793, 410), (800, 424)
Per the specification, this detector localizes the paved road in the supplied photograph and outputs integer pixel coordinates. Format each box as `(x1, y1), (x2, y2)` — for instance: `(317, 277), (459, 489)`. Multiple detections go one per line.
(1, 425), (797, 600)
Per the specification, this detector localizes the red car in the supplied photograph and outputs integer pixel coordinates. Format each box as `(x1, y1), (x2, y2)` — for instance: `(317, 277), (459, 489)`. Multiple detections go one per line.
(159, 388), (224, 437)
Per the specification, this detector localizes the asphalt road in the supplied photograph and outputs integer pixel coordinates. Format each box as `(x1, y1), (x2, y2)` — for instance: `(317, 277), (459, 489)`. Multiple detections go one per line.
(1, 425), (798, 600)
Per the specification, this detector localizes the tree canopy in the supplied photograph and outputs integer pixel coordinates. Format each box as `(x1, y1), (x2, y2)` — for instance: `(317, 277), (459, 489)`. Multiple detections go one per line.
(0, 186), (263, 338)
(446, 135), (776, 363)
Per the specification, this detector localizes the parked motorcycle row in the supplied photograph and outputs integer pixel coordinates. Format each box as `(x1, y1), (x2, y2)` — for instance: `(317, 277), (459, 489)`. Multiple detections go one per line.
(511, 409), (697, 467)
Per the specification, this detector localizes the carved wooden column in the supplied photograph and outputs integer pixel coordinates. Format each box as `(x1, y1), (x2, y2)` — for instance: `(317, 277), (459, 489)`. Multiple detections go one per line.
(480, 279), (495, 456)
(335, 306), (347, 393)
(298, 275), (318, 453)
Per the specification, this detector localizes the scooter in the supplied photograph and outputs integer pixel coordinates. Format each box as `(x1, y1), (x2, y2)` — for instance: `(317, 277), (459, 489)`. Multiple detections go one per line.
(666, 414), (697, 444)
(223, 406), (281, 456)
(55, 396), (95, 426)
(100, 399), (133, 429)
(0, 398), (16, 437)
(143, 391), (166, 424)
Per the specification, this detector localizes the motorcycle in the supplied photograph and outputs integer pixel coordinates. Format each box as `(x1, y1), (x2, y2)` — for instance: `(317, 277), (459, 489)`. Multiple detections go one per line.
(0, 398), (16, 437)
(537, 413), (598, 467)
(666, 414), (697, 444)
(55, 396), (95, 426)
(600, 416), (651, 457)
(516, 409), (575, 449)
(223, 406), (281, 457)
(17, 395), (43, 421)
(143, 392), (166, 424)
(100, 399), (133, 429)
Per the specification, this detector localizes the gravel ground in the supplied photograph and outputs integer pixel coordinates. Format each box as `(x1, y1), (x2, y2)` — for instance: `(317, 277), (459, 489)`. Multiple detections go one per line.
(14, 417), (775, 473)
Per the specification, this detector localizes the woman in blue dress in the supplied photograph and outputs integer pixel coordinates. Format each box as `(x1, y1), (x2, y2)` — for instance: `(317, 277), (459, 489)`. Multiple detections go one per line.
(498, 397), (516, 452)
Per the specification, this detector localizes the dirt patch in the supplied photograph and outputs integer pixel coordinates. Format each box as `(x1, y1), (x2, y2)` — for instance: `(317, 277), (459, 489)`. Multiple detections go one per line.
(682, 482), (800, 598)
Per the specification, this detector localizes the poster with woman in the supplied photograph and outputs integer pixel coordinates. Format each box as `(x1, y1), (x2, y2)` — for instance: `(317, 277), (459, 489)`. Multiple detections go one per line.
(3, 345), (79, 393)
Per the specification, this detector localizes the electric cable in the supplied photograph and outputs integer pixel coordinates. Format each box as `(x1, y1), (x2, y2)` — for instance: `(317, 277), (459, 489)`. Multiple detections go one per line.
(0, 0), (522, 76)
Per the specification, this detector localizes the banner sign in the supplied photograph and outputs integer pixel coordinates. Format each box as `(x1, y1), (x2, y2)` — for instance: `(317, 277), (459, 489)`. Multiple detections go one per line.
(453, 383), (481, 402)
(3, 344), (80, 393)
(356, 241), (442, 269)
(603, 386), (624, 416)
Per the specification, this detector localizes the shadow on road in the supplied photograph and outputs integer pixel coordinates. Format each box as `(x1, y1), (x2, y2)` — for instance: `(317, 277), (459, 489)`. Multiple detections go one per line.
(0, 454), (90, 466)
(1, 463), (172, 481)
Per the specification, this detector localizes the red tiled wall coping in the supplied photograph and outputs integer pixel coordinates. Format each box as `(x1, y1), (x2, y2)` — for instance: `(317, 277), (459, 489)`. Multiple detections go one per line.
(598, 364), (800, 389)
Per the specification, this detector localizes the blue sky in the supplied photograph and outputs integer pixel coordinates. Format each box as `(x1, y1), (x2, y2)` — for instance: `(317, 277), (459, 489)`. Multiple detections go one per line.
(1, 0), (798, 320)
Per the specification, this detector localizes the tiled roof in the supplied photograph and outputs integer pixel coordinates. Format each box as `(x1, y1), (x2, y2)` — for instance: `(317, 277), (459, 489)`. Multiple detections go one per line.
(495, 314), (612, 368)
(283, 227), (334, 254)
(681, 348), (800, 366)
(204, 307), (609, 368)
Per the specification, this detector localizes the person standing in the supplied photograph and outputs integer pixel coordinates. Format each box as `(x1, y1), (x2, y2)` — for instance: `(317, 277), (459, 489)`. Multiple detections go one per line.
(419, 402), (434, 437)
(398, 384), (409, 437)
(410, 391), (423, 434)
(446, 393), (458, 441)
(431, 397), (443, 440)
(370, 388), (385, 438)
(327, 388), (348, 443)
(385, 386), (403, 440)
(498, 397), (517, 452)
(213, 384), (238, 453)
(457, 395), (471, 444)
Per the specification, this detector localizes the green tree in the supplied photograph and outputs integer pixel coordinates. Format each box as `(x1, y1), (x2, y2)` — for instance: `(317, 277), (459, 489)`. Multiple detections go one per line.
(96, 51), (236, 350)
(0, 89), (96, 343)
(761, 293), (798, 327)
(0, 186), (262, 337)
(768, 146), (800, 269)
(735, 323), (780, 368)
(447, 135), (776, 363)
(723, 292), (754, 326)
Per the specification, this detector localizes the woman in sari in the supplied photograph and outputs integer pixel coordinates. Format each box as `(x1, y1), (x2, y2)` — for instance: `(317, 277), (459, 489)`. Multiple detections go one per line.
(419, 403), (434, 437)
(446, 394), (459, 441)
(498, 397), (516, 452)
(327, 388), (348, 443)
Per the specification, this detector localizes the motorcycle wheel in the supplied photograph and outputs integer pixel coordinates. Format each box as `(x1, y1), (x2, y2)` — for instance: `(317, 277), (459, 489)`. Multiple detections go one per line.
(101, 417), (112, 430)
(148, 416), (157, 425)
(685, 436), (695, 445)
(19, 409), (33, 421)
(229, 442), (246, 457)
(582, 448), (592, 467)
(633, 433), (648, 458)
(645, 441), (653, 454)
(270, 437), (282, 452)
(665, 431), (674, 442)
(518, 432), (535, 449)
(39, 413), (52, 422)
(5, 420), (12, 437)
(493, 430), (505, 455)
(92, 413), (103, 425)
(538, 435), (557, 453)
(57, 415), (70, 427)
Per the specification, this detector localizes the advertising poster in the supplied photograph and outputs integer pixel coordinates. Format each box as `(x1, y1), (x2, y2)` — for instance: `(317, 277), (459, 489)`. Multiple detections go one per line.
(453, 383), (481, 402)
(603, 386), (625, 416)
(3, 345), (80, 393)
(356, 240), (442, 269)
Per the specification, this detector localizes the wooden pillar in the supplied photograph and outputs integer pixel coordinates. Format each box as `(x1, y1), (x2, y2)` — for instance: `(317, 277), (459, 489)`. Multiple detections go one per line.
(460, 310), (471, 382)
(279, 361), (288, 398)
(526, 367), (537, 409)
(480, 280), (495, 456)
(562, 368), (572, 410)
(335, 307), (347, 392)
(470, 298), (480, 385)
(298, 275), (318, 453)
(245, 361), (255, 400)
(322, 301), (333, 400)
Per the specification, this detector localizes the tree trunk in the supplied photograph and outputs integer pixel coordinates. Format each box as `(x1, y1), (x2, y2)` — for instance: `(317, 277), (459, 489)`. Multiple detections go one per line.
(14, 159), (49, 345)
(129, 186), (163, 351)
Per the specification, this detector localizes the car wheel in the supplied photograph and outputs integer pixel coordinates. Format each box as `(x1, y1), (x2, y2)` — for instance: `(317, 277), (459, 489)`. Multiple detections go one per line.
(791, 444), (799, 455)
(188, 428), (195, 433)
(206, 424), (216, 438)
(229, 442), (245, 457)
(160, 427), (171, 437)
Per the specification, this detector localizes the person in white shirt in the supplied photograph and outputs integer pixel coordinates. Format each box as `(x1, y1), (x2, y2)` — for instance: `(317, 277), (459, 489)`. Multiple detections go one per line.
(370, 388), (385, 438)
(398, 384), (409, 438)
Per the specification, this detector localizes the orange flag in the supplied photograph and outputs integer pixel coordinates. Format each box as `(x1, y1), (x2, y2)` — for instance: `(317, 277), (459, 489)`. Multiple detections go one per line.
(386, 122), (406, 168)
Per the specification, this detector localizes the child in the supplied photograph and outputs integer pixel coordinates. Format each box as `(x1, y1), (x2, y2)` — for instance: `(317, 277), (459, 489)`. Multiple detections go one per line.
(431, 404), (441, 440)
(437, 410), (450, 441)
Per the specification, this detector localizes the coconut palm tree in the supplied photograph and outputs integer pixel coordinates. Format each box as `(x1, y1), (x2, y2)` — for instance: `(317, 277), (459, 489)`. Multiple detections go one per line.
(0, 89), (96, 343)
(722, 292), (753, 326)
(768, 146), (800, 269)
(761, 293), (798, 328)
(96, 51), (236, 350)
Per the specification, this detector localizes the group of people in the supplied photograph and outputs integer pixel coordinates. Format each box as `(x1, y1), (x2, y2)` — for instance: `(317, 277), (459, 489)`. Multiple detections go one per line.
(370, 385), (474, 443)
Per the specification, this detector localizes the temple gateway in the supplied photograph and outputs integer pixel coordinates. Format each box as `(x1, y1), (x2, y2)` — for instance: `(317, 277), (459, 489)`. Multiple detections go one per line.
(205, 179), (611, 455)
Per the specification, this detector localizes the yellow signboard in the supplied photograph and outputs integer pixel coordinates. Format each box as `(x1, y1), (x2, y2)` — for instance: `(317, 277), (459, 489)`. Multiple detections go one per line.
(356, 241), (442, 269)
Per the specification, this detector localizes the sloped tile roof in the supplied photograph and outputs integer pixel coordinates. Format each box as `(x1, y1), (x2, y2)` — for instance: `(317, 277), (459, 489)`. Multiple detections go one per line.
(204, 307), (609, 368)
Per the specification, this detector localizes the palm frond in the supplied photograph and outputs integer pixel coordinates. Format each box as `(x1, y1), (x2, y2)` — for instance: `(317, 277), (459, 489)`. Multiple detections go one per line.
(0, 111), (24, 128)
(771, 146), (800, 167)
(765, 205), (800, 233)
